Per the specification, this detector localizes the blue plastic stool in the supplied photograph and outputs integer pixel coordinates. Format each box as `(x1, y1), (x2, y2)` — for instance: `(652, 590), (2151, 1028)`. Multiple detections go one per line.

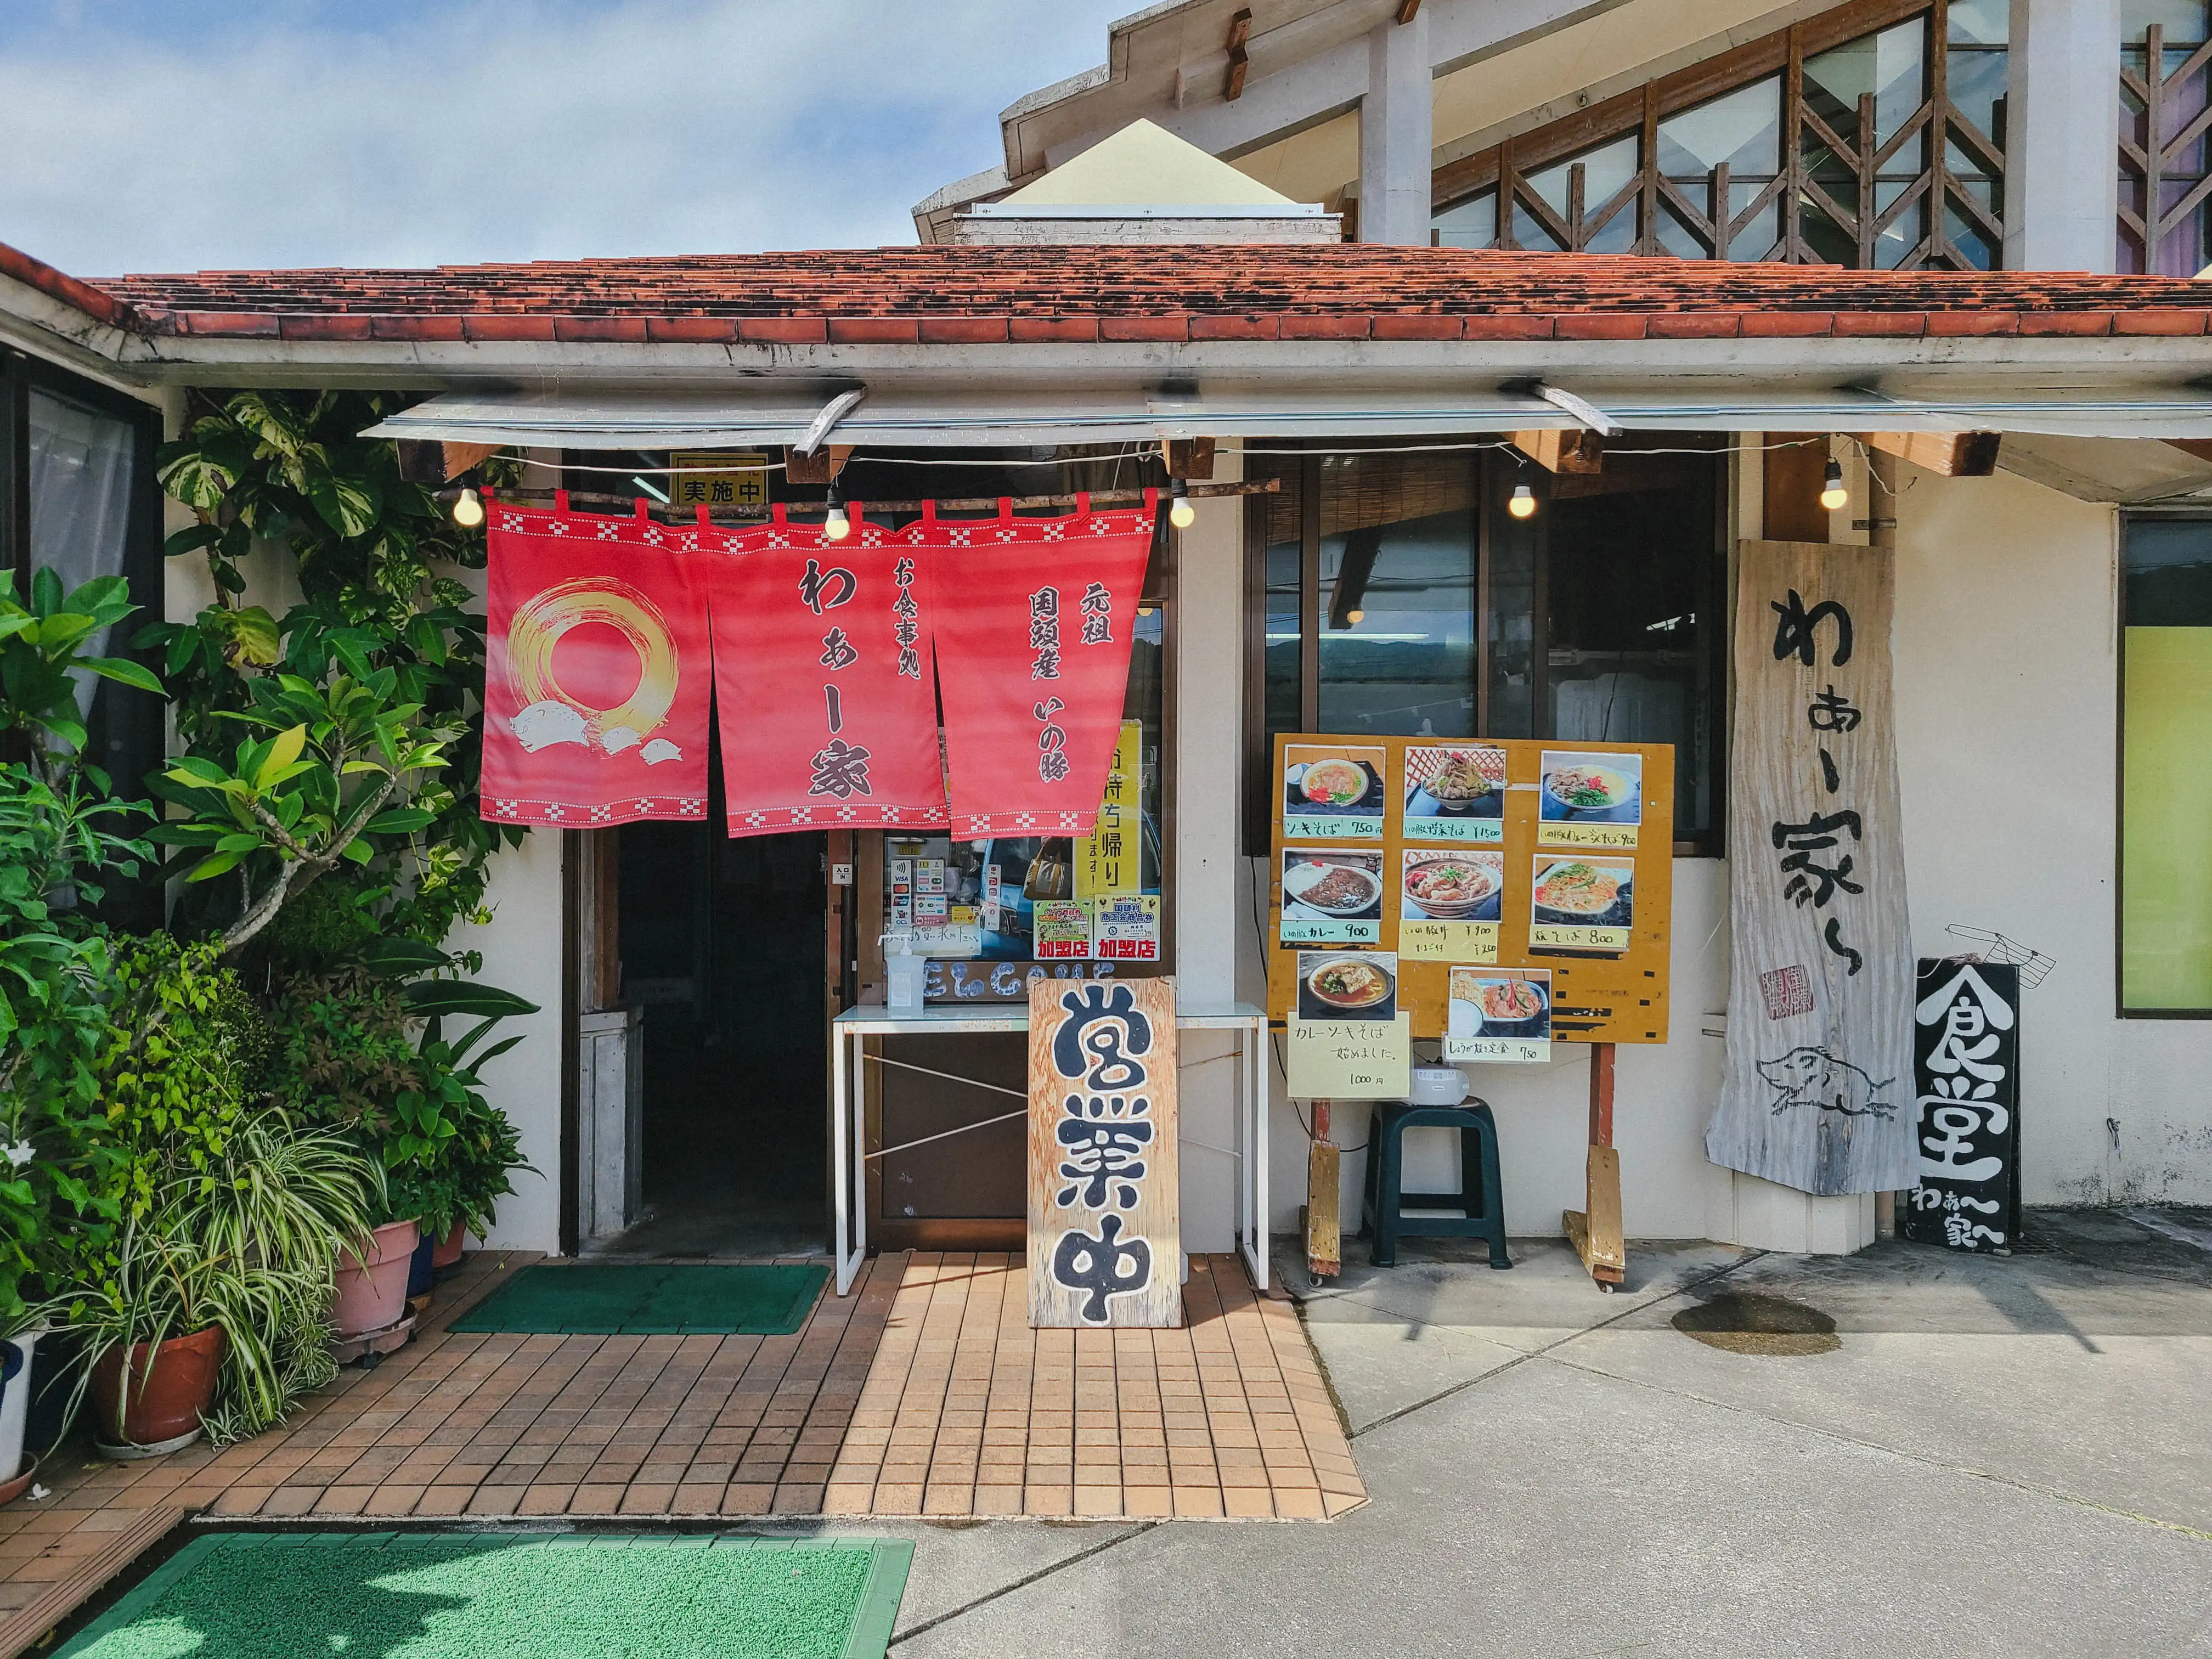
(1361, 1100), (1512, 1269)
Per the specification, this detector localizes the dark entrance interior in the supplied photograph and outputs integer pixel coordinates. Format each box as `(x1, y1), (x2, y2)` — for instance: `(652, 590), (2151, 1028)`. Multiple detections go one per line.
(609, 817), (827, 1255)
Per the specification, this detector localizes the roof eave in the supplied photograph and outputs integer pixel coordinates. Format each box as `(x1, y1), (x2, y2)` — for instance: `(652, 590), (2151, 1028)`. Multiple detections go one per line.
(103, 330), (2212, 395)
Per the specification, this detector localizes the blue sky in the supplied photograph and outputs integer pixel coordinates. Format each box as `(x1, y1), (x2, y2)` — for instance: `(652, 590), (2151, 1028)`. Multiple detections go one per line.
(0, 0), (1131, 276)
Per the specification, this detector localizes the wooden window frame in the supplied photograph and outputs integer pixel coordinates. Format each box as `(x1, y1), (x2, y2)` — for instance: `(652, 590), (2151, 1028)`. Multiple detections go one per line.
(1431, 0), (2006, 270)
(2119, 20), (2212, 276)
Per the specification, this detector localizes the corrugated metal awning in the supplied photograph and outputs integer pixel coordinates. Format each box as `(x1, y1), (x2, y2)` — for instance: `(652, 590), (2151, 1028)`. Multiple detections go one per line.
(364, 381), (2212, 447)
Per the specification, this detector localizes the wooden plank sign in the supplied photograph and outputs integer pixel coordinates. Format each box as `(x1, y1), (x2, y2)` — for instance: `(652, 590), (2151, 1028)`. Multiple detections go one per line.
(1902, 960), (2021, 1251)
(1707, 539), (1916, 1195)
(1028, 975), (1181, 1328)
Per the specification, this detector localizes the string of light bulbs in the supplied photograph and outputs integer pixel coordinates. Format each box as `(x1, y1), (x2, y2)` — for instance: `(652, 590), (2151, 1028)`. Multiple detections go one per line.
(443, 433), (1854, 529)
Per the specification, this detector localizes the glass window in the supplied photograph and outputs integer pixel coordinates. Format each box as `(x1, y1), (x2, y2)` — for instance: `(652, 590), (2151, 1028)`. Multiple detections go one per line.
(1657, 77), (1783, 259)
(4, 359), (162, 930)
(2120, 2), (2212, 275)
(1248, 442), (1724, 851)
(1314, 453), (1477, 737)
(2121, 518), (2212, 1012)
(27, 388), (138, 720)
(1432, 190), (1497, 249)
(1545, 452), (1721, 839)
(2125, 1), (2210, 38)
(1517, 134), (1641, 254)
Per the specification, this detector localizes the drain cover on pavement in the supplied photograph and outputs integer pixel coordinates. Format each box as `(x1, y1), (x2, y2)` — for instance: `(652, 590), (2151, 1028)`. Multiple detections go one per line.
(1670, 1291), (1839, 1356)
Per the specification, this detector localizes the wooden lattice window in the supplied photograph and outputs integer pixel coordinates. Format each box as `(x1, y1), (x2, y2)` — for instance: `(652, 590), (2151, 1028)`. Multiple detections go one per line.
(2120, 3), (2212, 275)
(1432, 0), (2009, 270)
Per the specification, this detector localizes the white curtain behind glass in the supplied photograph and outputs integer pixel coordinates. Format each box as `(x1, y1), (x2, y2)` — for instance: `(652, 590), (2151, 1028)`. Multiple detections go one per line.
(28, 389), (137, 716)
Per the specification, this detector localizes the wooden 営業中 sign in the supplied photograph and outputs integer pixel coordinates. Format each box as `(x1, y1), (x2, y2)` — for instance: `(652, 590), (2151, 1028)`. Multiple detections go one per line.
(1028, 975), (1181, 1328)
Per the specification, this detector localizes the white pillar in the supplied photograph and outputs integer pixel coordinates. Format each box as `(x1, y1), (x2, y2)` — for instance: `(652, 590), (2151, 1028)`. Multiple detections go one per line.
(1174, 447), (1245, 1251)
(1359, 8), (1433, 245)
(1173, 449), (1244, 1007)
(2006, 0), (2121, 273)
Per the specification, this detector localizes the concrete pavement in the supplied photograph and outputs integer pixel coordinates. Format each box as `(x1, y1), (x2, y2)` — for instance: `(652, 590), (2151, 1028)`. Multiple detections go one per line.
(838, 1211), (2212, 1657)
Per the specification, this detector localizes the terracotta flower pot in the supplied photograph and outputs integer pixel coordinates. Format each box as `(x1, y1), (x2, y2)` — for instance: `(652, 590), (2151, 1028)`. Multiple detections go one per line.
(88, 1325), (224, 1449)
(332, 1220), (421, 1338)
(431, 1221), (467, 1272)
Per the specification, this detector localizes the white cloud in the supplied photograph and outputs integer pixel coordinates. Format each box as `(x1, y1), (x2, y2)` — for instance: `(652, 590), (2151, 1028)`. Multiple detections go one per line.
(0, 0), (1127, 276)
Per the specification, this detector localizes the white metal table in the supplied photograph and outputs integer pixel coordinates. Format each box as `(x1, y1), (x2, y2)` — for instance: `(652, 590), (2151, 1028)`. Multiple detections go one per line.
(830, 998), (1269, 1296)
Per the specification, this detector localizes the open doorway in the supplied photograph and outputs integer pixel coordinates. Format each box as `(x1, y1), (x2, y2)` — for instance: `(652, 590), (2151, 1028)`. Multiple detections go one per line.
(605, 817), (828, 1256)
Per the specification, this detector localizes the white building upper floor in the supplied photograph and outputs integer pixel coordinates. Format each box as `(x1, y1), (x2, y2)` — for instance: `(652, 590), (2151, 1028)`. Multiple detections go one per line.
(916, 0), (2200, 279)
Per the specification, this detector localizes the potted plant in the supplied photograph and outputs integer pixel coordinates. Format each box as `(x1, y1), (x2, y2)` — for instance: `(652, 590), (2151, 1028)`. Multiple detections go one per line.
(53, 1113), (376, 1453)
(438, 1093), (527, 1272)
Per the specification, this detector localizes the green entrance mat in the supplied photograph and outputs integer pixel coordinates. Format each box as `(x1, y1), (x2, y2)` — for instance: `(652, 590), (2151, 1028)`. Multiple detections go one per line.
(59, 1532), (914, 1659)
(448, 1263), (830, 1335)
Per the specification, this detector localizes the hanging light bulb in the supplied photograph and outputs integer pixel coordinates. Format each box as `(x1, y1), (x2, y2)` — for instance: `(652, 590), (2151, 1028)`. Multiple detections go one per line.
(1820, 456), (1849, 511)
(1508, 479), (1537, 520)
(1167, 477), (1197, 531)
(1345, 608), (1365, 625)
(822, 481), (852, 543)
(451, 486), (484, 528)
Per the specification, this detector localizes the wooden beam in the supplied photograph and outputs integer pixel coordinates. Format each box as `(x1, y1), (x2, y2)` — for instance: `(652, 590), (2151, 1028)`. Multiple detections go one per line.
(1861, 431), (2002, 478)
(1763, 432), (1832, 542)
(1224, 7), (1252, 100)
(783, 443), (853, 485)
(1307, 1099), (1340, 1280)
(1395, 0), (1422, 20)
(1510, 428), (1604, 474)
(1165, 437), (1217, 479)
(442, 441), (500, 481)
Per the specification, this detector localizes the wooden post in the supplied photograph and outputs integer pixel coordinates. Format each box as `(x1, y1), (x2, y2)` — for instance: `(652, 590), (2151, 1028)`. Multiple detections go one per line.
(1562, 1042), (1627, 1291)
(1306, 1099), (1341, 1282)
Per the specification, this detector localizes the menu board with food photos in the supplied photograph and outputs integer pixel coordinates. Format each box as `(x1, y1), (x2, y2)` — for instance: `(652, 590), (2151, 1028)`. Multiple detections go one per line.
(1268, 734), (1674, 1046)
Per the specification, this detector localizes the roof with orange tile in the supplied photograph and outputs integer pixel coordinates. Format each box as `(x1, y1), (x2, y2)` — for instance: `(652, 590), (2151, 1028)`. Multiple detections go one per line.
(14, 239), (2212, 345)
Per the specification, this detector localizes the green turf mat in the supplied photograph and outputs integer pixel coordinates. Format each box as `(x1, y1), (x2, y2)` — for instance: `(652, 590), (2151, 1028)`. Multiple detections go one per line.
(59, 1532), (914, 1659)
(447, 1263), (829, 1335)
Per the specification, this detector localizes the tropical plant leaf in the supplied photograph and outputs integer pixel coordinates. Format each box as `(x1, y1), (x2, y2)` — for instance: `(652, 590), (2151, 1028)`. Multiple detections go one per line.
(77, 656), (164, 696)
(403, 981), (540, 1018)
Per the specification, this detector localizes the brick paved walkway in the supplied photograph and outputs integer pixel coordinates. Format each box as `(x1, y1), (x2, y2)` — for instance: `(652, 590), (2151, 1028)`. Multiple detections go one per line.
(0, 1248), (1358, 1657)
(827, 1252), (1363, 1520)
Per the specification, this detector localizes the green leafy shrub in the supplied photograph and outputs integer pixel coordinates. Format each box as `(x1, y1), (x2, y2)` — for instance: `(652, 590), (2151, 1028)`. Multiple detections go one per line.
(0, 765), (150, 1327)
(145, 390), (522, 957)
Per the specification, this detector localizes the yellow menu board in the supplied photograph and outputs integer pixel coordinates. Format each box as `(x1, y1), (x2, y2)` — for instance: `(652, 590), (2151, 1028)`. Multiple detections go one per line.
(1076, 720), (1143, 901)
(1268, 735), (1675, 1045)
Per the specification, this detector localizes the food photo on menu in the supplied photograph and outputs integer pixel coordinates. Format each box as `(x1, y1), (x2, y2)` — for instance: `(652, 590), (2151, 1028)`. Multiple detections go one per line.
(1297, 950), (1398, 1022)
(1280, 849), (1385, 943)
(1403, 744), (1508, 836)
(1401, 849), (1505, 923)
(1282, 743), (1387, 836)
(1530, 854), (1636, 949)
(1447, 966), (1553, 1060)
(1538, 749), (1644, 823)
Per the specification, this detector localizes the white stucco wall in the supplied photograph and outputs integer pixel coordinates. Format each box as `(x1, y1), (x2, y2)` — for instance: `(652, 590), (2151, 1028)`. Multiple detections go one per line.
(1247, 451), (2212, 1247)
(1893, 461), (2212, 1205)
(453, 830), (567, 1250)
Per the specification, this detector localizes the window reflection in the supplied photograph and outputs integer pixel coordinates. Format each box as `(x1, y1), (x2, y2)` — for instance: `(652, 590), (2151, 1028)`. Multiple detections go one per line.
(1546, 450), (1719, 839)
(1314, 454), (1476, 738)
(1517, 134), (1640, 254)
(1429, 8), (2002, 272)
